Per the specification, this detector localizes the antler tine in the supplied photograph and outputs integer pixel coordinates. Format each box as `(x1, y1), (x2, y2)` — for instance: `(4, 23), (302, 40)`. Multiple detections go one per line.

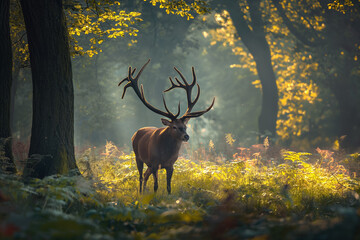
(181, 97), (215, 120)
(190, 67), (197, 87)
(139, 84), (178, 120)
(118, 66), (139, 98)
(118, 67), (131, 99)
(173, 67), (190, 86)
(134, 59), (150, 80)
(118, 66), (133, 86)
(164, 77), (178, 92)
(118, 77), (128, 87)
(174, 77), (184, 86)
(175, 102), (181, 118)
(163, 66), (204, 118)
(118, 59), (180, 120)
(121, 82), (130, 99)
(185, 83), (200, 113)
(162, 95), (181, 119)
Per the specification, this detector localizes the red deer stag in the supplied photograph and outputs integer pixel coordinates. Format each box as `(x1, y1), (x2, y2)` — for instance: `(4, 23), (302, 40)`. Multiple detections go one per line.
(118, 59), (215, 194)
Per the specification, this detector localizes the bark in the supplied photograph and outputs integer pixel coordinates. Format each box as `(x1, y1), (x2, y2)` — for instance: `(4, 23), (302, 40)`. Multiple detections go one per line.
(332, 84), (360, 151)
(252, 48), (279, 142)
(223, 0), (279, 142)
(330, 63), (360, 151)
(10, 61), (20, 133)
(20, 0), (78, 178)
(0, 0), (17, 174)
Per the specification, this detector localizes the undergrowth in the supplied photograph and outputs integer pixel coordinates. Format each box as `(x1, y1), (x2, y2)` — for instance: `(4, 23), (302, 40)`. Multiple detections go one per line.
(1, 141), (360, 239)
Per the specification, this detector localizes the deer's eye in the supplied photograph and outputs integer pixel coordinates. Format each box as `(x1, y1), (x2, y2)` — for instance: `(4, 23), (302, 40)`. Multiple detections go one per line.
(173, 126), (177, 130)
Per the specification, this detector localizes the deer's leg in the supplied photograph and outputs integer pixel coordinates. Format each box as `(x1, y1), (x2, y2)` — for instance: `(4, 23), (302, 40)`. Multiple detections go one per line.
(136, 157), (144, 193)
(152, 168), (159, 192)
(166, 167), (174, 194)
(143, 168), (152, 193)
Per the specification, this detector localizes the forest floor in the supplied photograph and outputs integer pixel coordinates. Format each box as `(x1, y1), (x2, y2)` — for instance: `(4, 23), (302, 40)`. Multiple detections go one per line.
(1, 141), (360, 239)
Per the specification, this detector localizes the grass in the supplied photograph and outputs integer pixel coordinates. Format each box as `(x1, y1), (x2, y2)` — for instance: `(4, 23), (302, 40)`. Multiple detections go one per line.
(1, 140), (360, 239)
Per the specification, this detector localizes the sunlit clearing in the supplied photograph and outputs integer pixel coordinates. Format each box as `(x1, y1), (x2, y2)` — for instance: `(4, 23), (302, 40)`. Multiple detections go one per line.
(75, 141), (360, 216)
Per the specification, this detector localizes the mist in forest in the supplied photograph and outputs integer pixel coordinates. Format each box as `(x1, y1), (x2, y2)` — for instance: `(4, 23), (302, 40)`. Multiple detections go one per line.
(13, 9), (262, 154)
(10, 0), (360, 155)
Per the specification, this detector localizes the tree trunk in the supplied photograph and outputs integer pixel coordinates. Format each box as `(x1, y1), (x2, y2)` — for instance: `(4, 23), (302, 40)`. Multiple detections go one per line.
(10, 61), (21, 133)
(0, 0), (17, 174)
(331, 76), (360, 151)
(334, 91), (360, 151)
(252, 47), (279, 142)
(223, 0), (279, 142)
(20, 0), (78, 178)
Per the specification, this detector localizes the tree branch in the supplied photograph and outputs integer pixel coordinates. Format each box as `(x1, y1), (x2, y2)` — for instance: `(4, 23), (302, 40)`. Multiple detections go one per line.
(221, 0), (254, 43)
(272, 0), (323, 47)
(248, 0), (265, 36)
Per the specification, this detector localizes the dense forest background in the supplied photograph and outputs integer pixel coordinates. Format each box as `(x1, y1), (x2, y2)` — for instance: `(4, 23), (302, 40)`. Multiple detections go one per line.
(7, 0), (360, 154)
(1, 0), (360, 239)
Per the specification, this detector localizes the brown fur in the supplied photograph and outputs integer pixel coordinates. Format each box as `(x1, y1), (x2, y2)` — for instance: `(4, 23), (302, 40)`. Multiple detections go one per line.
(132, 119), (188, 194)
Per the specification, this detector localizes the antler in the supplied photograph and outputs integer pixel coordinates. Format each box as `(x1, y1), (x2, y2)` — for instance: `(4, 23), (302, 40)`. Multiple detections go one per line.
(118, 59), (180, 120)
(164, 66), (215, 120)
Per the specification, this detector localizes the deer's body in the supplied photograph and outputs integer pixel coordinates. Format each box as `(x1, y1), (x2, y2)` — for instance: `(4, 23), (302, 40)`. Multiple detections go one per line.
(132, 126), (183, 193)
(119, 59), (214, 194)
(132, 127), (182, 168)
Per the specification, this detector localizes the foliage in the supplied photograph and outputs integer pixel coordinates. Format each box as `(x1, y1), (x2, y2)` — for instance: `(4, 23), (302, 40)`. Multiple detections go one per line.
(207, 7), (323, 145)
(65, 0), (142, 58)
(328, 0), (356, 13)
(225, 133), (236, 146)
(9, 0), (29, 67)
(3, 141), (360, 239)
(8, 0), (141, 63)
(274, 0), (360, 149)
(10, 0), (209, 62)
(145, 0), (210, 19)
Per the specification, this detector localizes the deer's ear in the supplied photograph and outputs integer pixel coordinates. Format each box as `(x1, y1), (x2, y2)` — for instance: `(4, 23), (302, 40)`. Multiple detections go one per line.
(182, 118), (190, 124)
(161, 118), (172, 126)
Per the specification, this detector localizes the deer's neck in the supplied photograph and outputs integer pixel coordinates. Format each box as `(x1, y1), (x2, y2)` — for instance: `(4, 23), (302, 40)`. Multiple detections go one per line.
(160, 127), (182, 152)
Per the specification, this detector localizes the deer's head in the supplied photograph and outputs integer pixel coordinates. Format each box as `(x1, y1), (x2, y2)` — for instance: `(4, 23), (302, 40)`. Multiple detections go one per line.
(118, 59), (215, 142)
(161, 118), (189, 142)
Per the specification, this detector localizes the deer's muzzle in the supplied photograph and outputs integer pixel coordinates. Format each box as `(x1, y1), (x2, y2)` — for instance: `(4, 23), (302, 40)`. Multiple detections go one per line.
(183, 134), (190, 142)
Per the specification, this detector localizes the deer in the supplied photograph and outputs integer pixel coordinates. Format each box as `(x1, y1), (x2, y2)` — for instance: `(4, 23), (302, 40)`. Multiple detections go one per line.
(118, 59), (215, 194)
